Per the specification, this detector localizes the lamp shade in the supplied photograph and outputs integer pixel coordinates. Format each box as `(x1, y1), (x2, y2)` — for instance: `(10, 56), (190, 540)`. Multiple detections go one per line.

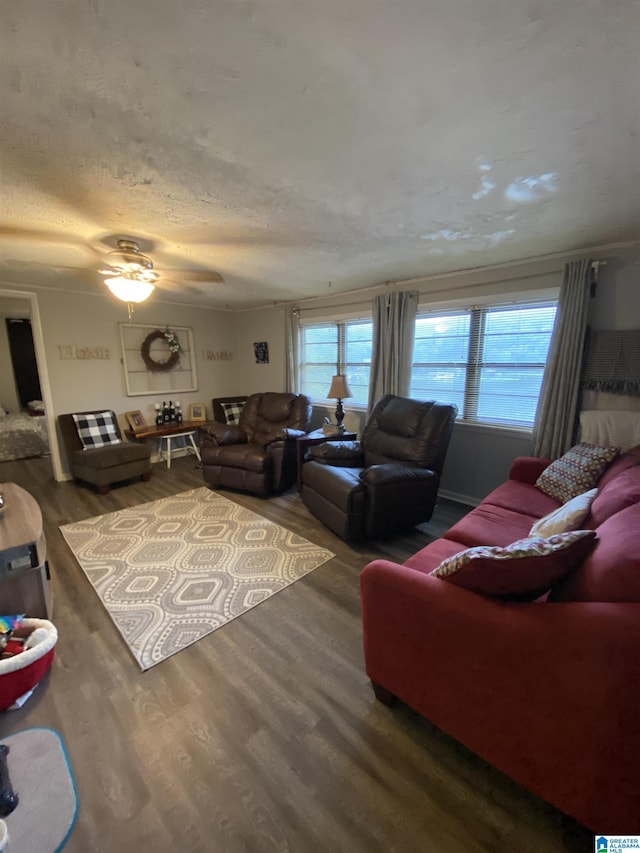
(327, 374), (352, 399)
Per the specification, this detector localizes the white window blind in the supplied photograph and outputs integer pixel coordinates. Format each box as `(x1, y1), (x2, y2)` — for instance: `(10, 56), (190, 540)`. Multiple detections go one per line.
(410, 301), (557, 428)
(300, 320), (372, 406)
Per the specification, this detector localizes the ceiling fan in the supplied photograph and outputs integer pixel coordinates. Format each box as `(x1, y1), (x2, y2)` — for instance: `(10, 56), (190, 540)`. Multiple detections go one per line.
(100, 239), (162, 306)
(0, 228), (225, 311)
(98, 239), (227, 316)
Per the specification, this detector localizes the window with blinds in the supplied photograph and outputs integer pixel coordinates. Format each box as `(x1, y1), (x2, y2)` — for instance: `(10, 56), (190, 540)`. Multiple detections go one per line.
(300, 320), (373, 406)
(410, 301), (557, 428)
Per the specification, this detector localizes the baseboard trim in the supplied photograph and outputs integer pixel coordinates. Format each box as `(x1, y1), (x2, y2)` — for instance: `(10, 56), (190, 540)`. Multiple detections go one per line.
(439, 489), (480, 508)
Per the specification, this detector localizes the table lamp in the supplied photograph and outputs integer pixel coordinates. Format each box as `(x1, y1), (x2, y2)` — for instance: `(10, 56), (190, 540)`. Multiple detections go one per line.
(327, 374), (353, 432)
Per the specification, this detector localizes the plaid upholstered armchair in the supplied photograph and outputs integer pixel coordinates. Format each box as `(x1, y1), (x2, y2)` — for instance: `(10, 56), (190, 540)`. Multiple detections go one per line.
(58, 410), (151, 494)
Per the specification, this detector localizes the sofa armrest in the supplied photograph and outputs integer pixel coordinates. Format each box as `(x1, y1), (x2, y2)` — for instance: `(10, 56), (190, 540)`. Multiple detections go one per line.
(308, 440), (364, 467)
(199, 422), (246, 446)
(508, 455), (552, 484)
(361, 559), (640, 679)
(360, 463), (436, 486)
(360, 559), (640, 830)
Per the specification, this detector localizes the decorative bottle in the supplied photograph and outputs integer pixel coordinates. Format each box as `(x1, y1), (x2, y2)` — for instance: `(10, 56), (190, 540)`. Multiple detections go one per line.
(176, 402), (183, 424)
(155, 403), (162, 426)
(162, 401), (170, 423)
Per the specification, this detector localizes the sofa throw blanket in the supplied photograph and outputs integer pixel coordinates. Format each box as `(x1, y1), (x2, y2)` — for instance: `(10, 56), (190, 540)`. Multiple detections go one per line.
(581, 329), (640, 395)
(579, 410), (640, 451)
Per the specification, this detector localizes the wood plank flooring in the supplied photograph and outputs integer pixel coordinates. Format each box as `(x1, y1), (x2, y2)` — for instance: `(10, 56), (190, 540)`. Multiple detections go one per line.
(0, 457), (592, 853)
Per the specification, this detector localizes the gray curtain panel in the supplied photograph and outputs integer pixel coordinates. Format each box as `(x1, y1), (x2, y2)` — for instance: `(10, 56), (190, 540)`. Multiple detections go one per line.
(368, 291), (418, 412)
(532, 259), (592, 459)
(284, 306), (300, 392)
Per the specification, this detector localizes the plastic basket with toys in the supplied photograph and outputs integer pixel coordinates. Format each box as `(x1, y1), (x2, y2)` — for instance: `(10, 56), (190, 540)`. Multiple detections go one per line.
(0, 615), (57, 711)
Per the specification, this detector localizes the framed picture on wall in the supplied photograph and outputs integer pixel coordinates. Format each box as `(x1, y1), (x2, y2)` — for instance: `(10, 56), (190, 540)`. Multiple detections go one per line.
(254, 341), (269, 364)
(119, 323), (198, 396)
(189, 403), (206, 422)
(125, 410), (147, 432)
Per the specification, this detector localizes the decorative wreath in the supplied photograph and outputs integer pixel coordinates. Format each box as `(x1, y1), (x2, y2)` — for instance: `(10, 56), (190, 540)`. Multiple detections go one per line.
(141, 329), (181, 372)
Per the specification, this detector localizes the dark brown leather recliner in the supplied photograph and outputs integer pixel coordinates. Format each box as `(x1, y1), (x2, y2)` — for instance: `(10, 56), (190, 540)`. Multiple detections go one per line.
(200, 392), (312, 496)
(300, 395), (457, 541)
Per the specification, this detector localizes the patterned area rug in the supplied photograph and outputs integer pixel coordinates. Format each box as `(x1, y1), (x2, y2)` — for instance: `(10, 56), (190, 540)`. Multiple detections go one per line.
(60, 488), (334, 670)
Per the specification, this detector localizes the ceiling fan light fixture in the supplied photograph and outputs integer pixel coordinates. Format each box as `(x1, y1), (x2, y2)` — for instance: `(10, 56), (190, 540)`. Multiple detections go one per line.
(104, 276), (155, 303)
(104, 239), (155, 273)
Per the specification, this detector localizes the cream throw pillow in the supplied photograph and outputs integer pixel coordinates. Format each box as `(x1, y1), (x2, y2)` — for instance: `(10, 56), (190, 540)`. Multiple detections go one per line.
(529, 488), (598, 538)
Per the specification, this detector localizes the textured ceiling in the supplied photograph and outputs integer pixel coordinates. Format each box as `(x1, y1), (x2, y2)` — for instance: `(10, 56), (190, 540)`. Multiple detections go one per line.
(1, 1), (639, 309)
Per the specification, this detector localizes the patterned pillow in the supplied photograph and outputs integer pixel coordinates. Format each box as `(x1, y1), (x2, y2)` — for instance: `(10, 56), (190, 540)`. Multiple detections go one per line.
(220, 402), (244, 425)
(72, 412), (122, 449)
(529, 488), (598, 537)
(430, 530), (598, 600)
(535, 443), (620, 503)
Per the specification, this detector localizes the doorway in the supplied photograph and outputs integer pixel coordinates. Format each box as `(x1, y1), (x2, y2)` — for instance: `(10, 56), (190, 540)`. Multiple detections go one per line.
(5, 318), (43, 408)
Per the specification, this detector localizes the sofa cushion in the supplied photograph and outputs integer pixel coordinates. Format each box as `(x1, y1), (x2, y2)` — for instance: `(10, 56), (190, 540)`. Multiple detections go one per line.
(71, 442), (149, 469)
(481, 479), (560, 518)
(205, 442), (271, 473)
(535, 443), (619, 503)
(595, 449), (639, 491)
(403, 537), (470, 575)
(446, 504), (539, 549)
(430, 530), (598, 601)
(587, 465), (640, 528)
(550, 504), (640, 603)
(529, 488), (597, 537)
(72, 411), (121, 449)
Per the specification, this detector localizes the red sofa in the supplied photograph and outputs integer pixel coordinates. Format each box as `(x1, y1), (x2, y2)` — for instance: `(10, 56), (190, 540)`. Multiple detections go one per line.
(360, 449), (640, 832)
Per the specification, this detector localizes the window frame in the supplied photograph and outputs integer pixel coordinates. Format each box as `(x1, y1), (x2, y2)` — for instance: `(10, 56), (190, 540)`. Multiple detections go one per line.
(410, 299), (557, 431)
(298, 317), (373, 408)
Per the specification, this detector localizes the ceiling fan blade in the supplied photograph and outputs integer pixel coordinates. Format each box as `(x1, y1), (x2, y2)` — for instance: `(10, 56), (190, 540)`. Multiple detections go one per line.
(155, 268), (224, 284)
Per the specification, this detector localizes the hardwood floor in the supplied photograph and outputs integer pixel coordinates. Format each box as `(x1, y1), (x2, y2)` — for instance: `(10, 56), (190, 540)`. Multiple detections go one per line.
(0, 457), (592, 853)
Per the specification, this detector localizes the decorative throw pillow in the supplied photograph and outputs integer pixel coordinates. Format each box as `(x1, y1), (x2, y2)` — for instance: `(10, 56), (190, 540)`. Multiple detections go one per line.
(72, 411), (122, 449)
(529, 488), (598, 537)
(220, 402), (244, 425)
(535, 443), (620, 503)
(430, 529), (598, 600)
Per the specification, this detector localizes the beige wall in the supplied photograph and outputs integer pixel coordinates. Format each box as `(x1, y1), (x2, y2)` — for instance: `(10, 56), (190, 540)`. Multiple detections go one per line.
(2, 245), (637, 496)
(233, 246), (640, 503)
(0, 295), (33, 414)
(232, 307), (286, 395)
(0, 285), (241, 478)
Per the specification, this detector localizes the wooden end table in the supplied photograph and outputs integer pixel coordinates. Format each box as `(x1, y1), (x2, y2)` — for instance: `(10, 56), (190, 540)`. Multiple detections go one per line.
(296, 428), (357, 492)
(126, 420), (211, 468)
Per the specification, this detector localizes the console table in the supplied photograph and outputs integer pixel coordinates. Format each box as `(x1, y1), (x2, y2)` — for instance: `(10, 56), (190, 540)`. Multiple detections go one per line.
(126, 420), (211, 468)
(125, 420), (210, 440)
(0, 483), (52, 619)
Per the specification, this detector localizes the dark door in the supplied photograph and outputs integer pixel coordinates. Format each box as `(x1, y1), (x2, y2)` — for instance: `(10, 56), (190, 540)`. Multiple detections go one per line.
(6, 318), (42, 408)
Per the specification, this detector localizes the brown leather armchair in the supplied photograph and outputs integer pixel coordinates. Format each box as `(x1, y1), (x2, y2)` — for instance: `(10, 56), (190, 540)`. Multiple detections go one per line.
(58, 410), (151, 494)
(300, 395), (457, 541)
(200, 392), (312, 496)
